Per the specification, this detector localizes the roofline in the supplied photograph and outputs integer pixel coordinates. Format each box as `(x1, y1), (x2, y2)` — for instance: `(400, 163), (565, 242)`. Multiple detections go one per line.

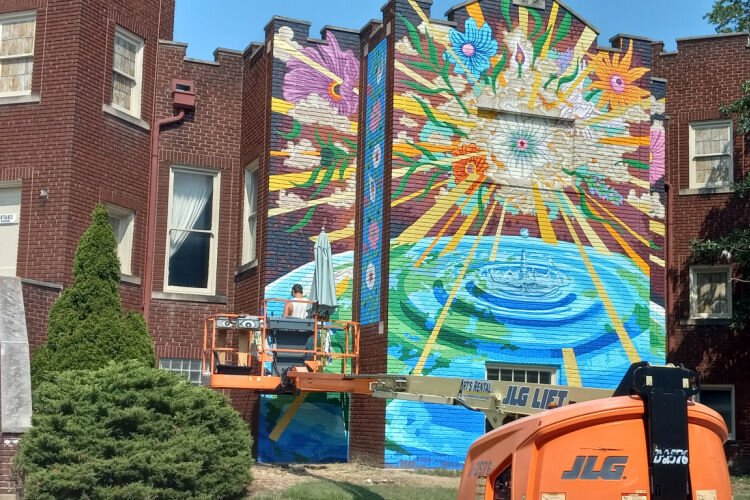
(263, 15), (312, 32)
(676, 31), (749, 42)
(444, 0), (600, 35)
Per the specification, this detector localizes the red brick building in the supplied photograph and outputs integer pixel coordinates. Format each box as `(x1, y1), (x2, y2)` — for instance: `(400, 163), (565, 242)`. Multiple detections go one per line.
(0, 0), (746, 492)
(653, 32), (750, 472)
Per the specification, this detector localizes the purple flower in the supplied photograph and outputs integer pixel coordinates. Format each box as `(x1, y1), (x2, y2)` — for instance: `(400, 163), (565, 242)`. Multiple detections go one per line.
(650, 128), (666, 183)
(283, 33), (360, 116)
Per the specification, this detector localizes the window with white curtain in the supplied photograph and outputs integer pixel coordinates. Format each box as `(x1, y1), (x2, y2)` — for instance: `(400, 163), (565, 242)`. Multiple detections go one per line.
(690, 266), (731, 319)
(165, 167), (220, 294)
(689, 121), (733, 189)
(0, 11), (36, 97)
(112, 27), (144, 118)
(242, 162), (259, 265)
(107, 205), (134, 276)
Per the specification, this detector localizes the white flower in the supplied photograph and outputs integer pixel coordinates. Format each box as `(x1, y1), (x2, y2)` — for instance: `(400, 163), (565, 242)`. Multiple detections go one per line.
(627, 190), (665, 219)
(399, 115), (418, 128)
(277, 189), (307, 211)
(283, 139), (318, 171)
(273, 26), (302, 63)
(289, 94), (354, 134)
(396, 36), (418, 56)
(329, 178), (357, 208)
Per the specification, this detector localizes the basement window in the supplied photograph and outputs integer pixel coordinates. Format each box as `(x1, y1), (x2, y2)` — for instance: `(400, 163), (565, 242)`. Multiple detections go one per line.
(159, 358), (203, 384)
(0, 11), (36, 97)
(486, 363), (556, 384)
(112, 27), (144, 118)
(690, 266), (731, 319)
(697, 385), (735, 440)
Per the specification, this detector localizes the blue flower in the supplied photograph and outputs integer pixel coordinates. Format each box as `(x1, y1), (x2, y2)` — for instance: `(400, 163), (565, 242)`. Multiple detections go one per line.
(444, 19), (498, 78)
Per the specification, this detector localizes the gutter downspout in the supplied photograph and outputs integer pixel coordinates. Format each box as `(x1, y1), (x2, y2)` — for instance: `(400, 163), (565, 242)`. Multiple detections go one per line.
(664, 180), (672, 358)
(143, 111), (185, 323)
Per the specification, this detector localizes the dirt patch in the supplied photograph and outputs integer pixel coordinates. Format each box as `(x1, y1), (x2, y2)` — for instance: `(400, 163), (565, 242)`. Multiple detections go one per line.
(247, 463), (460, 497)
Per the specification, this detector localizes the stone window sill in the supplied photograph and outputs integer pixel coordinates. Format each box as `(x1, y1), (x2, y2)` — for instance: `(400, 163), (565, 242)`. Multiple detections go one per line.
(679, 186), (733, 196)
(152, 291), (227, 304)
(102, 104), (150, 131)
(679, 318), (731, 326)
(20, 277), (63, 291)
(0, 93), (41, 106)
(120, 274), (141, 285)
(235, 259), (258, 276)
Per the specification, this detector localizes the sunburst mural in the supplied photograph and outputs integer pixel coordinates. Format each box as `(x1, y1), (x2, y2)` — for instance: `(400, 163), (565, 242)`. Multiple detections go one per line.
(384, 0), (666, 467)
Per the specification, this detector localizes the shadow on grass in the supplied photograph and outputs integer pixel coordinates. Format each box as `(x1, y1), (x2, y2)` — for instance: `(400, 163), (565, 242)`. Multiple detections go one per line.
(251, 474), (457, 500)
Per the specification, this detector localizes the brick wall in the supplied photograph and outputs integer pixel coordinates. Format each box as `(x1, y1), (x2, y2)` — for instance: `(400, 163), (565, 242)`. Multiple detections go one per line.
(653, 33), (750, 471)
(0, 435), (21, 495)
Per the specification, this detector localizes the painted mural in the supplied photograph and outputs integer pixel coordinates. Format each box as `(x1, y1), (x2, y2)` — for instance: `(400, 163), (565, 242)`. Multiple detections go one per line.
(259, 26), (360, 463)
(385, 0), (666, 467)
(360, 39), (389, 325)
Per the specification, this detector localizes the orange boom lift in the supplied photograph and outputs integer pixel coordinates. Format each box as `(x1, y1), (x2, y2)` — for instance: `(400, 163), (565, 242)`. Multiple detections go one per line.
(202, 304), (732, 499)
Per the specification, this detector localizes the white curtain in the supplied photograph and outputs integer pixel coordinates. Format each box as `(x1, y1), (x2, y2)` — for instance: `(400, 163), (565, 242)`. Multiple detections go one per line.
(169, 172), (212, 257)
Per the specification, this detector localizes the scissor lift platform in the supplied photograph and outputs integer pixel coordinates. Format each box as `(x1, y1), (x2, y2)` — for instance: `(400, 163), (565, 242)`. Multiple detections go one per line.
(202, 299), (363, 393)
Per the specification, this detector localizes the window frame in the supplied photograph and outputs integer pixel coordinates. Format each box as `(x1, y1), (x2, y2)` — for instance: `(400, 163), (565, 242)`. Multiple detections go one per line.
(689, 265), (732, 320)
(241, 160), (259, 266)
(0, 10), (37, 98)
(158, 358), (203, 385)
(485, 363), (557, 385)
(689, 120), (733, 189)
(696, 384), (735, 440)
(111, 26), (144, 119)
(106, 204), (135, 276)
(164, 165), (221, 296)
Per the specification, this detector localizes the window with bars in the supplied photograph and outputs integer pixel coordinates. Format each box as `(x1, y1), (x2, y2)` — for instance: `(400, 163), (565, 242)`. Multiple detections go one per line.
(690, 266), (731, 319)
(112, 27), (144, 117)
(0, 11), (36, 97)
(486, 364), (556, 385)
(689, 121), (733, 189)
(159, 358), (202, 384)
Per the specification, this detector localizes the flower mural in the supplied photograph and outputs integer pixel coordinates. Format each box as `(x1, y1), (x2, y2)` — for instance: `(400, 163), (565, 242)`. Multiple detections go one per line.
(587, 44), (650, 111)
(283, 33), (360, 116)
(388, 0), (665, 468)
(445, 19), (498, 78)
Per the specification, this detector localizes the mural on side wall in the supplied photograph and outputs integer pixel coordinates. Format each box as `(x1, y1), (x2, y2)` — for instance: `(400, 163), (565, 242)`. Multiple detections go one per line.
(360, 39), (389, 325)
(259, 27), (361, 463)
(386, 0), (666, 467)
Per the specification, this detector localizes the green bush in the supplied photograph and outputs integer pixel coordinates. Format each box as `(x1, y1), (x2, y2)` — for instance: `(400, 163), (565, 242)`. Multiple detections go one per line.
(15, 362), (253, 500)
(31, 204), (154, 382)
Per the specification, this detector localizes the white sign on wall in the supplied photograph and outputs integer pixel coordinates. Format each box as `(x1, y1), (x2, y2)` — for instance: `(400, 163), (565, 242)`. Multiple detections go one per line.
(0, 214), (18, 225)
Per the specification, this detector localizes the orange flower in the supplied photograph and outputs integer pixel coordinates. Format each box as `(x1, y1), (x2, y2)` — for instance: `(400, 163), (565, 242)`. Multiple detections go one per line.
(587, 43), (649, 110)
(452, 144), (488, 194)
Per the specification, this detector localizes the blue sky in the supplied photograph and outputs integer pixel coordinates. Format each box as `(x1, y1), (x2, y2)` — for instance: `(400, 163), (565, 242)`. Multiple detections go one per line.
(174, 0), (716, 60)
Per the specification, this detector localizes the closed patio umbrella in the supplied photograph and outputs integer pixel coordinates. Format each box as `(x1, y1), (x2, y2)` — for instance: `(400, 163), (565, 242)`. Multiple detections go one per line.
(308, 229), (338, 319)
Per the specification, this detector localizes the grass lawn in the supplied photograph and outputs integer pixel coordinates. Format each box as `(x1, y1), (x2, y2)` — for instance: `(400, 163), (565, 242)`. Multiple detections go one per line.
(252, 480), (457, 500)
(735, 476), (750, 500)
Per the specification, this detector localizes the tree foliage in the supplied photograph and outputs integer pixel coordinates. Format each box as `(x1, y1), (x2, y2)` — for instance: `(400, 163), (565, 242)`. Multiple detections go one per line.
(704, 0), (750, 33)
(15, 362), (253, 500)
(30, 204), (155, 382)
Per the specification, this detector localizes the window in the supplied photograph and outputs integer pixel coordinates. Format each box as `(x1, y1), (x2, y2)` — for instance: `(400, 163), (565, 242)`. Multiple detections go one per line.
(241, 162), (259, 265)
(689, 121), (733, 188)
(107, 205), (134, 276)
(0, 11), (36, 97)
(112, 27), (144, 118)
(159, 358), (203, 385)
(690, 266), (731, 319)
(486, 363), (556, 384)
(165, 167), (220, 294)
(697, 385), (735, 440)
